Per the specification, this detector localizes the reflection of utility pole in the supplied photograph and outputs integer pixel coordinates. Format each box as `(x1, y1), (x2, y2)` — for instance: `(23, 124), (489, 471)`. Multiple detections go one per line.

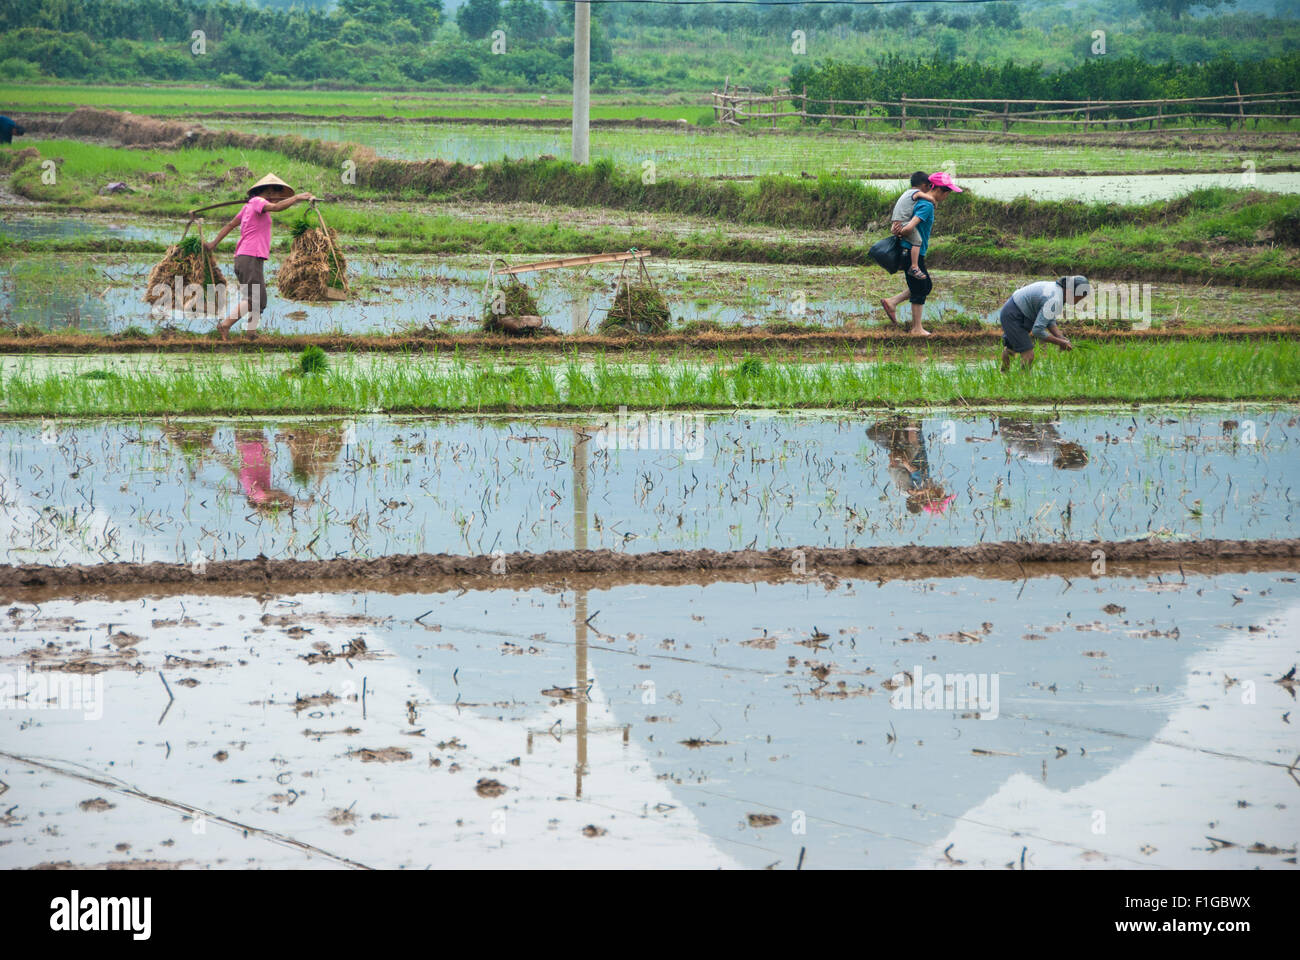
(571, 290), (589, 335)
(573, 426), (589, 797)
(572, 2), (591, 164)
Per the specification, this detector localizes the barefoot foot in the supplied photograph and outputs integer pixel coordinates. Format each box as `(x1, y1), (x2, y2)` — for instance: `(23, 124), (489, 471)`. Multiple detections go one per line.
(880, 299), (898, 324)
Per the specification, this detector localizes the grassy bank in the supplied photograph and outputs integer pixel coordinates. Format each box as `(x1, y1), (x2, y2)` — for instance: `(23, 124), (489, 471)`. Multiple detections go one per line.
(5, 208), (1294, 288)
(2, 340), (1294, 417)
(13, 137), (1295, 239)
(2, 326), (1288, 359)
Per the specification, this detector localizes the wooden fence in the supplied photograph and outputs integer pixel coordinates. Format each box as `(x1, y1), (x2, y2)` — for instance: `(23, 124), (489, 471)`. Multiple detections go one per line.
(711, 80), (1300, 132)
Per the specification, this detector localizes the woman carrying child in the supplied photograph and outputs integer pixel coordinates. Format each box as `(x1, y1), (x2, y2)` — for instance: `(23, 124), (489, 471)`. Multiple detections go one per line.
(880, 171), (962, 337)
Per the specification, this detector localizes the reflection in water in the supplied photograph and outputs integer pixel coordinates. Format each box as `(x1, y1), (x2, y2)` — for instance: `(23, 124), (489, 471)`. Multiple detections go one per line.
(573, 426), (590, 797)
(4, 570), (1292, 868)
(162, 424), (340, 512)
(281, 426), (346, 486)
(2, 409), (1295, 564)
(998, 416), (1089, 470)
(867, 417), (954, 515)
(233, 432), (302, 511)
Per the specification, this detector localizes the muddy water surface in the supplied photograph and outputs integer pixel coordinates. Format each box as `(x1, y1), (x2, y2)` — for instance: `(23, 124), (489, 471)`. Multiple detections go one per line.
(1, 255), (970, 335)
(0, 567), (1294, 868)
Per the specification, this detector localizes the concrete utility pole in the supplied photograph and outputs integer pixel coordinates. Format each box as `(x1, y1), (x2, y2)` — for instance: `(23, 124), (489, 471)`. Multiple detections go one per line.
(572, 1), (591, 164)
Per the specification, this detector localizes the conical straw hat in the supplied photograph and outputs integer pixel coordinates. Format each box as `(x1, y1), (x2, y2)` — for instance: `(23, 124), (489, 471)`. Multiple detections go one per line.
(247, 173), (294, 199)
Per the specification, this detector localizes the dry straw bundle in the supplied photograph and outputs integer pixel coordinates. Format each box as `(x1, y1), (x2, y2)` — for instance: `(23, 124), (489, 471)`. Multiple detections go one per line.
(143, 229), (226, 313)
(278, 207), (349, 302)
(600, 282), (671, 334)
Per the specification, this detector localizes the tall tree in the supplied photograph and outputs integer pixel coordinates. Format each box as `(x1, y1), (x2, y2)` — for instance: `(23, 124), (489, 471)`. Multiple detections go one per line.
(456, 0), (501, 40)
(1138, 0), (1237, 21)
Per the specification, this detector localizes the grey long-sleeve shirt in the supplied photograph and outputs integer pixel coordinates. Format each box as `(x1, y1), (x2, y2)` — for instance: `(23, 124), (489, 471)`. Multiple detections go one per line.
(1009, 281), (1065, 339)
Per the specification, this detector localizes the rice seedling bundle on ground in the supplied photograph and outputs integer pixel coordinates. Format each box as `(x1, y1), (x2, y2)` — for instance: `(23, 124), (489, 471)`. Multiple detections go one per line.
(143, 235), (226, 312)
(482, 278), (545, 335)
(600, 282), (671, 334)
(278, 214), (350, 302)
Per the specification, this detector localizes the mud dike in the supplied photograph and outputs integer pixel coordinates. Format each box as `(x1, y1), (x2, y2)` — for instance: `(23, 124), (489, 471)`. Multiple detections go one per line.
(2, 537), (1296, 593)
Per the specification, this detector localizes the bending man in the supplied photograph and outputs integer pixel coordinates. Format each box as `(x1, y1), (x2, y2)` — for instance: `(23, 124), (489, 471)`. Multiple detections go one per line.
(998, 275), (1090, 371)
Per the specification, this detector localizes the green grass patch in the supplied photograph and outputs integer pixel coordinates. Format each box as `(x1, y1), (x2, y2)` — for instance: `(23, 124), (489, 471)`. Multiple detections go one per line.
(0, 83), (712, 123)
(1, 340), (1294, 417)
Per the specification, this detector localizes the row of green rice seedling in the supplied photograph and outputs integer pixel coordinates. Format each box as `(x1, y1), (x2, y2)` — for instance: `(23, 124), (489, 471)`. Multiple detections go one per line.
(1, 340), (1294, 417)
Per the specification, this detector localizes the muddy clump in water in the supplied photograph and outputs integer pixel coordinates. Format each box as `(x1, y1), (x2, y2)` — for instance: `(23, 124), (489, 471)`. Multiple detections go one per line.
(350, 747), (412, 763)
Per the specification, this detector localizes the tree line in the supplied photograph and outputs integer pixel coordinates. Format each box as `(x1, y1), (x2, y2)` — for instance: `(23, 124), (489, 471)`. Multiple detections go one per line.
(789, 52), (1300, 123)
(0, 0), (1295, 92)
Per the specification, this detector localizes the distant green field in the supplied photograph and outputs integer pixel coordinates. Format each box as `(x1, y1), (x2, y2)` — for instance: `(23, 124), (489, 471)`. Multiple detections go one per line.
(1, 83), (712, 123)
(197, 118), (1300, 179)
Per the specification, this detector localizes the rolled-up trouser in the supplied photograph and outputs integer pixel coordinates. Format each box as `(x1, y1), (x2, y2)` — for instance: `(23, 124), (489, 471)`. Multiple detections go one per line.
(233, 254), (268, 313)
(905, 255), (932, 305)
(999, 299), (1035, 353)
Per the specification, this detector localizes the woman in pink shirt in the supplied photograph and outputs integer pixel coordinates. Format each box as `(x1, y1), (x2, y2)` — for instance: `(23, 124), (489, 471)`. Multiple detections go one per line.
(206, 173), (315, 339)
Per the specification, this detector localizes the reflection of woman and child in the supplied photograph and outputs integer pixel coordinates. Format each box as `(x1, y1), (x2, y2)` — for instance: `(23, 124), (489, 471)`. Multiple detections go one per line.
(160, 423), (345, 510)
(866, 418), (956, 515)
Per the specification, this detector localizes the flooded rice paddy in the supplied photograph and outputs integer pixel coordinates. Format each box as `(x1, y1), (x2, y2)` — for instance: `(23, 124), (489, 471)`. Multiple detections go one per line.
(4, 253), (1289, 335)
(864, 172), (1300, 204)
(198, 118), (1297, 186)
(0, 212), (172, 245)
(0, 565), (1295, 868)
(0, 255), (951, 335)
(1, 408), (1293, 565)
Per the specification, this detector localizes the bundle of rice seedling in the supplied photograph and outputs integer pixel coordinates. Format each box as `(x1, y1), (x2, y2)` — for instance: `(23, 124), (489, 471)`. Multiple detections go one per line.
(482, 278), (544, 335)
(599, 282), (671, 334)
(278, 213), (349, 302)
(299, 345), (328, 375)
(144, 234), (226, 312)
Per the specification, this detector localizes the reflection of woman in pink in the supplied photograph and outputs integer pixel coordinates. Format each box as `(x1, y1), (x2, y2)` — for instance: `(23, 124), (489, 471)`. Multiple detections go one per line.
(235, 431), (300, 510)
(159, 425), (310, 511)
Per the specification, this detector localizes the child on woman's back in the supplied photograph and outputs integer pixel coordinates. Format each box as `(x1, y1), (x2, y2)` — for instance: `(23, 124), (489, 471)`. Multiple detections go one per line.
(891, 171), (930, 280)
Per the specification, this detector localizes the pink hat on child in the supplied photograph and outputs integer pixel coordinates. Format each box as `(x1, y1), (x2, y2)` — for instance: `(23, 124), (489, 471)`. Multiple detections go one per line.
(928, 171), (963, 193)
